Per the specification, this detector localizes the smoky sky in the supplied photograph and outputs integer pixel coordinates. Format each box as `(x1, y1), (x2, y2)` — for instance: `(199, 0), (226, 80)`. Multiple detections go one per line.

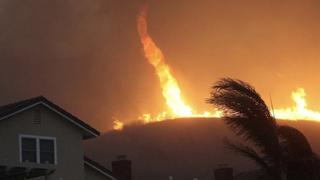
(1, 0), (320, 131)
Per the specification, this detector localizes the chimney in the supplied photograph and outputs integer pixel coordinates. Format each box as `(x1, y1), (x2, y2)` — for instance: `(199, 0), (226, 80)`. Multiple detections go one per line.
(214, 164), (233, 180)
(112, 155), (132, 180)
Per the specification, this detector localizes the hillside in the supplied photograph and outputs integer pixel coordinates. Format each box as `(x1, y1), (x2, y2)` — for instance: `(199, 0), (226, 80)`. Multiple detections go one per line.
(84, 118), (320, 180)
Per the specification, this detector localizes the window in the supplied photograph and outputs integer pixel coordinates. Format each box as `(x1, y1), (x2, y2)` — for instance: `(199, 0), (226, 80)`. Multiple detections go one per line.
(40, 139), (55, 164)
(21, 137), (37, 163)
(20, 135), (57, 164)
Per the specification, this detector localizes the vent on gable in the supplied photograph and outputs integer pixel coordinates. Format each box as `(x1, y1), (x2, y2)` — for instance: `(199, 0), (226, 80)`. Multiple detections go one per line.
(33, 108), (41, 124)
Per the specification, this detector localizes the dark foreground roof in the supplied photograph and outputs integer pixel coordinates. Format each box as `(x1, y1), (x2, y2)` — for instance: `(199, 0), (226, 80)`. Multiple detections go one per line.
(0, 165), (55, 179)
(0, 96), (100, 138)
(84, 156), (117, 180)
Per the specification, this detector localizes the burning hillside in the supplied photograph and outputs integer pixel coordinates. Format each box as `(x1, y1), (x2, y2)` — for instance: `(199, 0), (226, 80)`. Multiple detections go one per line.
(114, 6), (320, 130)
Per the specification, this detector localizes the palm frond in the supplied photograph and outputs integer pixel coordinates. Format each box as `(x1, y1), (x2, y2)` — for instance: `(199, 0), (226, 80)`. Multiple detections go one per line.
(207, 78), (280, 160)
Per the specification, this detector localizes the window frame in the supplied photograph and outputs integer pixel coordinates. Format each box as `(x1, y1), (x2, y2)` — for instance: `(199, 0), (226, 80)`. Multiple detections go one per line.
(19, 134), (57, 165)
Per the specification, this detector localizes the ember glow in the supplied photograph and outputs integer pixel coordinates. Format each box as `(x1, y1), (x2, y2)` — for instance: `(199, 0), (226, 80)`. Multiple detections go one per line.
(113, 117), (124, 130)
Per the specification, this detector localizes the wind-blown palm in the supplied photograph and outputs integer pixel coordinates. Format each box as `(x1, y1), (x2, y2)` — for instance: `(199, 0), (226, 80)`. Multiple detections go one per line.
(207, 78), (318, 180)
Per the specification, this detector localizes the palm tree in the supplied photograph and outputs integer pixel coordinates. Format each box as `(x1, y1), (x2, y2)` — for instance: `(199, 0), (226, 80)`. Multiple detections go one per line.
(207, 78), (318, 180)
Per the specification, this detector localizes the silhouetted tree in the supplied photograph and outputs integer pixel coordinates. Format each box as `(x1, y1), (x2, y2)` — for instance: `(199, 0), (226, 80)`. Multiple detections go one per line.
(207, 78), (319, 180)
(278, 125), (319, 180)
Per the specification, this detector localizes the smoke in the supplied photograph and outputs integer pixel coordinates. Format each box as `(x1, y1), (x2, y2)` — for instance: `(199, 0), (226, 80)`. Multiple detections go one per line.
(0, 0), (158, 131)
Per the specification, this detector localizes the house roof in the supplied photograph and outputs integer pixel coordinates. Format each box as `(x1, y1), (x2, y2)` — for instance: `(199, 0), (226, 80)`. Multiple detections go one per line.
(0, 96), (100, 138)
(84, 156), (117, 180)
(0, 165), (55, 179)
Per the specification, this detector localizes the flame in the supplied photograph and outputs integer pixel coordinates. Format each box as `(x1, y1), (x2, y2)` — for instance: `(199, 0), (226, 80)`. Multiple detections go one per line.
(273, 88), (320, 121)
(113, 117), (124, 130)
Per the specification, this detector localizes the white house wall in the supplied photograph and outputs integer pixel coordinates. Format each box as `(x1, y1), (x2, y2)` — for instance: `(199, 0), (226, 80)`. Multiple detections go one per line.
(0, 105), (85, 180)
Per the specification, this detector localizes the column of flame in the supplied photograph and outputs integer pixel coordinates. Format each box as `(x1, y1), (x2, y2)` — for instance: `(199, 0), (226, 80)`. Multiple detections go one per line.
(137, 7), (193, 117)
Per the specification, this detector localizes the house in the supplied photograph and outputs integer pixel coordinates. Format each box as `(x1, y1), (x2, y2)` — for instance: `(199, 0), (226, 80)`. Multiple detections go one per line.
(0, 96), (117, 180)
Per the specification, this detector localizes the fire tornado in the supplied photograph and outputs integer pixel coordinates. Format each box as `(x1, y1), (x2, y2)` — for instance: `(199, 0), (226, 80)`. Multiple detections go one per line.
(137, 7), (193, 117)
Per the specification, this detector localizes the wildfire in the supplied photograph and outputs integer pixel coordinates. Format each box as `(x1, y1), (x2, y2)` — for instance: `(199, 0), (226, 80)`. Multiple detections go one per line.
(273, 88), (320, 121)
(112, 7), (320, 130)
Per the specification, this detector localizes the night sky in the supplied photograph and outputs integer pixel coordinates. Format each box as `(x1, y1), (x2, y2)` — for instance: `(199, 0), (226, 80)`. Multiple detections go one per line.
(1, 0), (320, 131)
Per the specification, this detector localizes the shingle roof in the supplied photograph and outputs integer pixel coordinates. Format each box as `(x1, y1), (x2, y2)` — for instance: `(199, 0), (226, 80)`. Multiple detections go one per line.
(0, 96), (100, 138)
(84, 156), (116, 180)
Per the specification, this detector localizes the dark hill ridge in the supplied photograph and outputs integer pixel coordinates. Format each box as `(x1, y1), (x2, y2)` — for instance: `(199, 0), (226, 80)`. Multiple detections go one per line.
(84, 118), (320, 180)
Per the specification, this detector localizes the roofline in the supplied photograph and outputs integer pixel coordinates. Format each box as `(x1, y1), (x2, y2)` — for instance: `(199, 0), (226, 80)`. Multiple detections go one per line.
(84, 159), (117, 180)
(0, 101), (100, 138)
